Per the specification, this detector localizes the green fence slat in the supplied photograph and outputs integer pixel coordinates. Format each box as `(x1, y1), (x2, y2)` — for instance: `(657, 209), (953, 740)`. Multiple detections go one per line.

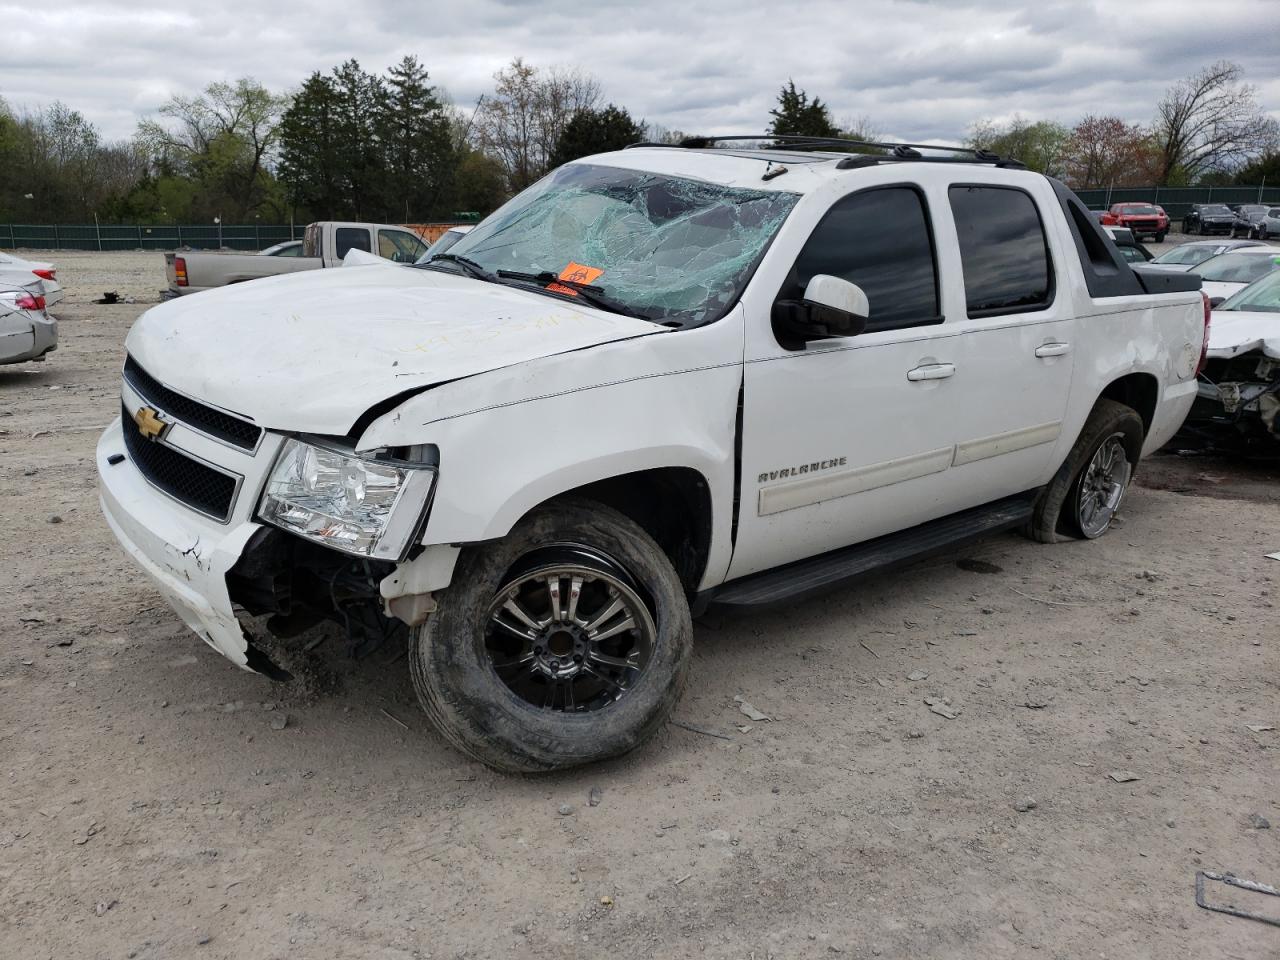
(0, 223), (311, 252)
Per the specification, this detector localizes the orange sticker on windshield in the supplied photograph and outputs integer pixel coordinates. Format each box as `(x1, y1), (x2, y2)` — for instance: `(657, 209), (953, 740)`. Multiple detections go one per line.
(547, 261), (604, 295)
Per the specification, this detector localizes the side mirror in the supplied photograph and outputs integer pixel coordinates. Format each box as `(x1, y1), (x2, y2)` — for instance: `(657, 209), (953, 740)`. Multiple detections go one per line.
(772, 274), (869, 343)
(1209, 296), (1226, 308)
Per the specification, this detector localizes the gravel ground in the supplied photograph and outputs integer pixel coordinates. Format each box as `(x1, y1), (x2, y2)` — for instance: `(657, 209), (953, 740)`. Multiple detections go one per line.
(1, 249), (1278, 960)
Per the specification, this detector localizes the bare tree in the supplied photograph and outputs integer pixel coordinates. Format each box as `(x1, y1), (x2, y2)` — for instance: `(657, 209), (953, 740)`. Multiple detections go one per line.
(838, 114), (881, 143)
(1062, 115), (1159, 188)
(1152, 61), (1279, 185)
(474, 58), (601, 192)
(138, 78), (288, 218)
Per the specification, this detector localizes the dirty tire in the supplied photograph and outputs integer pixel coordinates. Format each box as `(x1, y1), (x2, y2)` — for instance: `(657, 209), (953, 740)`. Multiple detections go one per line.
(1025, 399), (1144, 544)
(410, 498), (693, 773)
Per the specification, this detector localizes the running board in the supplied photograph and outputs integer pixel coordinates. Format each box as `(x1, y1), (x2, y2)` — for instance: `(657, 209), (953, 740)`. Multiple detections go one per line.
(707, 492), (1036, 609)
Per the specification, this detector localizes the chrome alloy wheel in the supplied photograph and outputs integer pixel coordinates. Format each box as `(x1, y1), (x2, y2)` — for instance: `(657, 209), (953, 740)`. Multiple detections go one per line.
(484, 556), (657, 712)
(1076, 432), (1131, 538)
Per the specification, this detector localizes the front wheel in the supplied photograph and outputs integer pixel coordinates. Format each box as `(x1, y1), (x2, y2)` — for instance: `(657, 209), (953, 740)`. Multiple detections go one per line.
(1155, 231), (1167, 243)
(1025, 399), (1144, 543)
(410, 498), (693, 772)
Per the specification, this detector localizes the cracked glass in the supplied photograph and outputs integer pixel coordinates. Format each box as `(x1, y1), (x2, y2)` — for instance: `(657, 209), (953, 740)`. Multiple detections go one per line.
(439, 163), (800, 327)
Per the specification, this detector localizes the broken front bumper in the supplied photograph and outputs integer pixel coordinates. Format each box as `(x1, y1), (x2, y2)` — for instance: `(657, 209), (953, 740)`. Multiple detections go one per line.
(97, 416), (276, 673)
(1181, 354), (1280, 453)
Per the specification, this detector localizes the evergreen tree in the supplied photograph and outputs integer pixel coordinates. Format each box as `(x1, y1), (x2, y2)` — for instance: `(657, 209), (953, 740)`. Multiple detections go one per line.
(548, 104), (645, 168)
(381, 55), (454, 220)
(278, 72), (344, 219)
(768, 81), (840, 140)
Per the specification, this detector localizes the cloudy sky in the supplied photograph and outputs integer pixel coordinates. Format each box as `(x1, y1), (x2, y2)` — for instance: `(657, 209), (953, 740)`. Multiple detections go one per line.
(3, 0), (1278, 143)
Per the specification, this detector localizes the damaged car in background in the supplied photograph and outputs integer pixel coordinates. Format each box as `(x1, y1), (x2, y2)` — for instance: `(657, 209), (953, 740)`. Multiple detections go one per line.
(1182, 269), (1280, 455)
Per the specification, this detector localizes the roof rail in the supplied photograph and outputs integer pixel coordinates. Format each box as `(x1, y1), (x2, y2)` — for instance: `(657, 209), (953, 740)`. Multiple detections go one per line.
(625, 134), (1026, 169)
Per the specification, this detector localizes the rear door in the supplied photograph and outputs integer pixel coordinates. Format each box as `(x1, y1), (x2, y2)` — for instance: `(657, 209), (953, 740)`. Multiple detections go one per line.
(932, 181), (1075, 495)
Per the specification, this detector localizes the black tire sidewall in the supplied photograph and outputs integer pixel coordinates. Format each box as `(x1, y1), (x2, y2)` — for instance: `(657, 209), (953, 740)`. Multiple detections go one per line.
(1060, 406), (1144, 540)
(411, 498), (693, 772)
(1027, 399), (1144, 543)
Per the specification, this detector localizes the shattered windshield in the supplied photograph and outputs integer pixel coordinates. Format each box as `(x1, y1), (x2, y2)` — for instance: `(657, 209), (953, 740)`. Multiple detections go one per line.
(423, 163), (800, 327)
(1220, 270), (1280, 313)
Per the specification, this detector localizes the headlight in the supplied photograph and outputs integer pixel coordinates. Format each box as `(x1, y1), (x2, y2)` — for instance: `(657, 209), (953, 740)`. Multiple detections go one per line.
(258, 438), (436, 561)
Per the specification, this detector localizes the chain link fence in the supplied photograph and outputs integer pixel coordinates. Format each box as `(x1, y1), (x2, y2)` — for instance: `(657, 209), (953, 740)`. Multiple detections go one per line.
(1075, 184), (1278, 220)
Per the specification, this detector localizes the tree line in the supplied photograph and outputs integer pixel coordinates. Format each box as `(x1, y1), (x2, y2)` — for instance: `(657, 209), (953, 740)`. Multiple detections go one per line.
(1, 57), (1275, 227)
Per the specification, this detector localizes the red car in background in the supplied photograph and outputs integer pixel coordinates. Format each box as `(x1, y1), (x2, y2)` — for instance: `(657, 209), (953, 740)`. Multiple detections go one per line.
(1100, 203), (1169, 242)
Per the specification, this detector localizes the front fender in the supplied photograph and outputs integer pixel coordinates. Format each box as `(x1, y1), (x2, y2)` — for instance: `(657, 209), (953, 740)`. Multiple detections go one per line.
(360, 311), (745, 590)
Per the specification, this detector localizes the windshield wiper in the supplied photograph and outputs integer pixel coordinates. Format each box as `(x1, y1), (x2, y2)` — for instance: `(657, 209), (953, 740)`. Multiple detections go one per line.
(419, 253), (498, 283)
(495, 270), (647, 320)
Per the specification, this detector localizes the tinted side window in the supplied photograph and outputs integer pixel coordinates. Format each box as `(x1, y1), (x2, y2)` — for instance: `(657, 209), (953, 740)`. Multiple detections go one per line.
(335, 228), (371, 258)
(781, 186), (940, 334)
(949, 186), (1053, 316)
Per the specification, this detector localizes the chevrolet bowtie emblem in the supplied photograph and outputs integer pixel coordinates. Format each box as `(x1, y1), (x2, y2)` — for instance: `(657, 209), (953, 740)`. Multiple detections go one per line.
(133, 405), (168, 441)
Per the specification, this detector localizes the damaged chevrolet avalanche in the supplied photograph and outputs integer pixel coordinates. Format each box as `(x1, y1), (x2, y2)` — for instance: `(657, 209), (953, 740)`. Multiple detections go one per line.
(99, 138), (1207, 771)
(1183, 267), (1280, 454)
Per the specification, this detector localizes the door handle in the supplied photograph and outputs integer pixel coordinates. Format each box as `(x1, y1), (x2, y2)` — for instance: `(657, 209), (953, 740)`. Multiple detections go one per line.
(1034, 342), (1071, 358)
(906, 363), (956, 382)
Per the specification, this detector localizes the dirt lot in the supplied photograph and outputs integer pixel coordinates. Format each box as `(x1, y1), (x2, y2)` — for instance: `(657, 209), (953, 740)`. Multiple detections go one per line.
(2, 249), (1278, 960)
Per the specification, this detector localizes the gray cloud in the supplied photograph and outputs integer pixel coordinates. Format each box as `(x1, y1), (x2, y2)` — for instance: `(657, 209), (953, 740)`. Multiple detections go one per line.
(1, 0), (1276, 145)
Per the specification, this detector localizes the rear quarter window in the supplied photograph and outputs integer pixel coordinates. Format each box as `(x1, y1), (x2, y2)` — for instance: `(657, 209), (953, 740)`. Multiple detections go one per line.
(335, 228), (372, 259)
(949, 185), (1054, 317)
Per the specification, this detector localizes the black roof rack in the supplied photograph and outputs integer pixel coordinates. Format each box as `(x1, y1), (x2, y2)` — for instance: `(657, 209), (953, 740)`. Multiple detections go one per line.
(625, 134), (1026, 169)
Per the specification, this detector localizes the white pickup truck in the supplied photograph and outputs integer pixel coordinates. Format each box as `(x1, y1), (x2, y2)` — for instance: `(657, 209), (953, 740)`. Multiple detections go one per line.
(99, 138), (1207, 772)
(162, 221), (431, 296)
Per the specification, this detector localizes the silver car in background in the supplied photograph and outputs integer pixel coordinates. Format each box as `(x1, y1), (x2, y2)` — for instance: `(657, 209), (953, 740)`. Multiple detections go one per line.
(1147, 238), (1266, 272)
(0, 251), (64, 307)
(1245, 207), (1280, 241)
(0, 287), (58, 364)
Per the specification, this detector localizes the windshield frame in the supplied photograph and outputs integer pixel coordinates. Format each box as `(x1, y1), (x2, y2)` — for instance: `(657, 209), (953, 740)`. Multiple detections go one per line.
(415, 162), (802, 329)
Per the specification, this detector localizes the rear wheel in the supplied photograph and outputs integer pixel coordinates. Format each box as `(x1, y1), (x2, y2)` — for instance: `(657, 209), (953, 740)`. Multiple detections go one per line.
(410, 498), (693, 772)
(1025, 399), (1144, 543)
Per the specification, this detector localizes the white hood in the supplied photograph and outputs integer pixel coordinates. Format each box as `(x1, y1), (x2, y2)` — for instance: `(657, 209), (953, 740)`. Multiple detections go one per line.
(1202, 280), (1247, 301)
(125, 262), (663, 435)
(1207, 309), (1280, 360)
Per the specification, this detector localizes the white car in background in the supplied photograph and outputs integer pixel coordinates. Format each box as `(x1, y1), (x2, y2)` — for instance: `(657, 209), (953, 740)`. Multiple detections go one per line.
(1147, 239), (1266, 272)
(0, 251), (64, 307)
(418, 224), (474, 262)
(258, 240), (304, 257)
(1193, 247), (1280, 302)
(1181, 270), (1280, 453)
(0, 287), (58, 364)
